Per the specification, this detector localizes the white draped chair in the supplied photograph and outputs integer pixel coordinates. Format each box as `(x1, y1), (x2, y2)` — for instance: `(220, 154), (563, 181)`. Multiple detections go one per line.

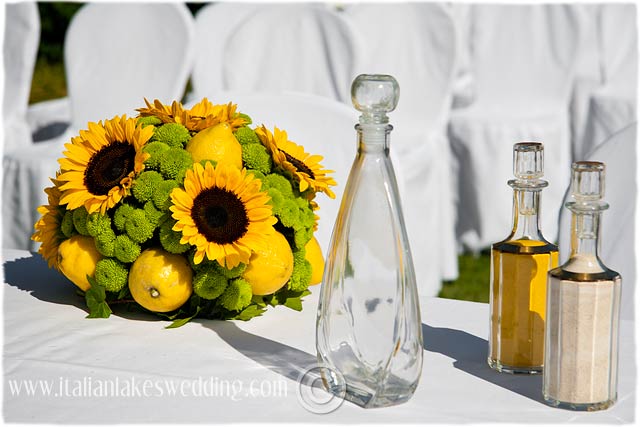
(343, 3), (458, 296)
(449, 4), (584, 252)
(186, 91), (358, 254)
(3, 2), (40, 153)
(582, 4), (638, 159)
(190, 3), (361, 104)
(558, 123), (636, 321)
(447, 3), (474, 110)
(64, 3), (195, 129)
(2, 2), (41, 250)
(568, 4), (603, 162)
(3, 3), (196, 250)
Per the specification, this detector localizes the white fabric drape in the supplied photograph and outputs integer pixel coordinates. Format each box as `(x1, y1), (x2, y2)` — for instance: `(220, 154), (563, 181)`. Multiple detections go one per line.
(582, 4), (638, 158)
(449, 4), (584, 251)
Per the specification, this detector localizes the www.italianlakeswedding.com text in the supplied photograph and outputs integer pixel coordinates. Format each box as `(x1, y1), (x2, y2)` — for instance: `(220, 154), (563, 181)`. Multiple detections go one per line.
(7, 376), (288, 400)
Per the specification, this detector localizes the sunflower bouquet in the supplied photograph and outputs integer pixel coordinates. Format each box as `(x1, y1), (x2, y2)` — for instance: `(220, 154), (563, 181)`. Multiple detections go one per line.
(32, 98), (336, 324)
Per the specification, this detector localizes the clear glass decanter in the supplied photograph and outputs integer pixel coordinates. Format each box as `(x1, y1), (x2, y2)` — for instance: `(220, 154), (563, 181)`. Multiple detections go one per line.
(543, 161), (621, 411)
(315, 74), (423, 408)
(488, 142), (559, 374)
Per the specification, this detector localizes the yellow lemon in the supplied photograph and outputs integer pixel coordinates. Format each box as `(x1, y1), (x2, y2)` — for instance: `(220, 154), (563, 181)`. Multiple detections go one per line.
(305, 236), (325, 286)
(185, 122), (242, 168)
(128, 248), (193, 313)
(242, 232), (294, 295)
(57, 235), (103, 291)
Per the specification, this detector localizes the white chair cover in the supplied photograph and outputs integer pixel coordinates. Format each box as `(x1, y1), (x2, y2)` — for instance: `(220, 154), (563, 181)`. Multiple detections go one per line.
(583, 4), (638, 158)
(191, 3), (360, 104)
(65, 3), (195, 128)
(447, 3), (474, 109)
(569, 4), (603, 161)
(27, 97), (71, 142)
(3, 2), (40, 153)
(449, 4), (583, 251)
(344, 3), (458, 296)
(191, 3), (261, 100)
(187, 91), (358, 254)
(558, 123), (636, 321)
(3, 3), (196, 250)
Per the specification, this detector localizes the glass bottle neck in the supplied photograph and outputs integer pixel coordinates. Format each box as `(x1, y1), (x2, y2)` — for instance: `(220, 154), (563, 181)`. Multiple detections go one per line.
(570, 210), (601, 257)
(510, 188), (544, 241)
(564, 208), (606, 273)
(356, 123), (391, 154)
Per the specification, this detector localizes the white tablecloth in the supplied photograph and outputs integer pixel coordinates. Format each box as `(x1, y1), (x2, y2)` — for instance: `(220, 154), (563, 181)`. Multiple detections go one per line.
(2, 249), (635, 423)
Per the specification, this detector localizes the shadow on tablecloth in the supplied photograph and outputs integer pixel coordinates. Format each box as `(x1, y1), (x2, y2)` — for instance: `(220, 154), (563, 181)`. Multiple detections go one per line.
(3, 253), (87, 310)
(3, 253), (161, 321)
(202, 321), (316, 383)
(200, 320), (545, 404)
(422, 323), (544, 404)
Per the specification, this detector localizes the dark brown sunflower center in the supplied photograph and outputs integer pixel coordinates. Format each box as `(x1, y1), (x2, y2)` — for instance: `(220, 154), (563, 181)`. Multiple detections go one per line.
(192, 188), (249, 244)
(280, 150), (315, 179)
(84, 142), (136, 196)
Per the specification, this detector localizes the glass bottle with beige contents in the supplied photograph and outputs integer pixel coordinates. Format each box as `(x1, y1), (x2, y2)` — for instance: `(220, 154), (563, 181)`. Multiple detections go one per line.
(488, 142), (558, 374)
(543, 161), (621, 411)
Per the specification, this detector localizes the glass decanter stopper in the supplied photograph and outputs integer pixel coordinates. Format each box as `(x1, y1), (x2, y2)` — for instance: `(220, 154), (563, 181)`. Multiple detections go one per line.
(488, 142), (559, 374)
(315, 74), (423, 408)
(543, 161), (621, 411)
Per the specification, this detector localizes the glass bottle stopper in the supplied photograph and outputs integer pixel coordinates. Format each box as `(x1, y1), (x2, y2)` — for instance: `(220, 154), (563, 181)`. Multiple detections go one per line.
(351, 74), (399, 125)
(509, 142), (548, 189)
(568, 161), (608, 210)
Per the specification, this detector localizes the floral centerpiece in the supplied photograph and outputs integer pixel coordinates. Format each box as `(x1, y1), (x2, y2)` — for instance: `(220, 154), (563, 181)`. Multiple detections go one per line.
(32, 98), (335, 325)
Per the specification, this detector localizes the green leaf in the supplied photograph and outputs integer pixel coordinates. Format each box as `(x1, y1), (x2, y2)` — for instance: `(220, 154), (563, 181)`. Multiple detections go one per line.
(263, 294), (277, 307)
(116, 286), (130, 300)
(156, 309), (185, 321)
(85, 276), (112, 318)
(233, 304), (266, 321)
(165, 307), (201, 329)
(283, 296), (303, 311)
(251, 295), (267, 308)
(276, 288), (311, 312)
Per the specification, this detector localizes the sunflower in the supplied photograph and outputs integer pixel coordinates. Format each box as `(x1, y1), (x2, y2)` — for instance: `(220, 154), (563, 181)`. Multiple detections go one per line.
(32, 176), (65, 269)
(310, 200), (320, 232)
(255, 125), (336, 199)
(170, 161), (277, 268)
(57, 116), (153, 214)
(137, 98), (247, 132)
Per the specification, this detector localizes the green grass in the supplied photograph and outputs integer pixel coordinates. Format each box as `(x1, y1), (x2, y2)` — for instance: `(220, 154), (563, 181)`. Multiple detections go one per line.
(29, 58), (67, 104)
(438, 251), (491, 303)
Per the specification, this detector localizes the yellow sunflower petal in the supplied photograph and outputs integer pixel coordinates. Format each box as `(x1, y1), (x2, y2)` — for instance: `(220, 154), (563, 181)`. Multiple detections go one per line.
(56, 116), (151, 215)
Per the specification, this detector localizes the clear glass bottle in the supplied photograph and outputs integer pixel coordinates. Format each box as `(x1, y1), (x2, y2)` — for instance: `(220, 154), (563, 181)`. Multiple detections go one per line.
(543, 161), (621, 411)
(488, 142), (559, 374)
(315, 74), (423, 408)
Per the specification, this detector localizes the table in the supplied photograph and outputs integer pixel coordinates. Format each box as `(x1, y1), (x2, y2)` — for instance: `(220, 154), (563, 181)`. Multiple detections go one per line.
(3, 249), (635, 423)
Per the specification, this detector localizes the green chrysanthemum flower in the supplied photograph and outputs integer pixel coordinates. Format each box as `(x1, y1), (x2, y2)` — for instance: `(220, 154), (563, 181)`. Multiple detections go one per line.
(193, 267), (228, 300)
(152, 123), (191, 148)
(95, 258), (128, 292)
(219, 278), (252, 311)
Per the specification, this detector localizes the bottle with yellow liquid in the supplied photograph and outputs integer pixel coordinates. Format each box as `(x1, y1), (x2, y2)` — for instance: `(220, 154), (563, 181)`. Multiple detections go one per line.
(488, 142), (558, 374)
